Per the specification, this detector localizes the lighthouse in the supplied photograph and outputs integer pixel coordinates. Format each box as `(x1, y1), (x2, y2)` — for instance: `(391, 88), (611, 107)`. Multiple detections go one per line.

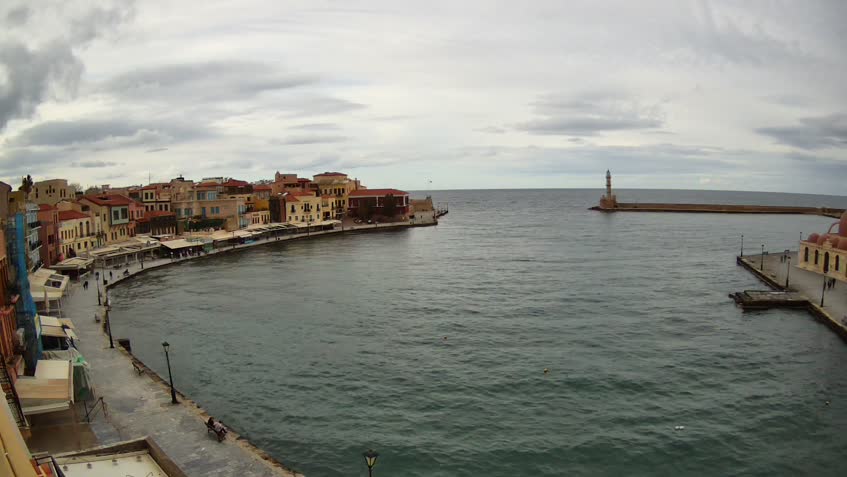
(600, 170), (617, 208)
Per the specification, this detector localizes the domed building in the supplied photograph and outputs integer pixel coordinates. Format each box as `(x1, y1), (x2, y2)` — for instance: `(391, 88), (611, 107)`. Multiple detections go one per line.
(798, 211), (847, 282)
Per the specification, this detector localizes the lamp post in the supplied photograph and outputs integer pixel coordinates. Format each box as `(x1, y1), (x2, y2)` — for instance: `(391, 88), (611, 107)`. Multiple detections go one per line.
(162, 341), (178, 404)
(363, 449), (379, 477)
(821, 275), (827, 307)
(760, 244), (765, 270)
(96, 280), (102, 305)
(105, 302), (114, 348)
(785, 255), (791, 289)
(740, 234), (744, 257)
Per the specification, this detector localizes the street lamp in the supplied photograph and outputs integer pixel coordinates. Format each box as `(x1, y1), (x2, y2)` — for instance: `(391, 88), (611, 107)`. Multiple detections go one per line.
(740, 234), (744, 257)
(760, 244), (765, 270)
(105, 302), (114, 348)
(162, 341), (179, 404)
(363, 449), (379, 477)
(821, 275), (827, 307)
(785, 255), (791, 289)
(96, 280), (102, 305)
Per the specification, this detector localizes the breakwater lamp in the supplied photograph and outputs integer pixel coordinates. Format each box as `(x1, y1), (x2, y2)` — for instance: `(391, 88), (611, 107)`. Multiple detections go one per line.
(363, 449), (379, 476)
(162, 341), (179, 404)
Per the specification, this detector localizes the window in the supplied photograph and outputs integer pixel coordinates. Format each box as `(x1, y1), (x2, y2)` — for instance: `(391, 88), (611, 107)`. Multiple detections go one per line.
(290, 205), (295, 213)
(836, 255), (840, 272)
(814, 250), (819, 264)
(202, 207), (207, 217)
(121, 208), (128, 219)
(804, 247), (809, 262)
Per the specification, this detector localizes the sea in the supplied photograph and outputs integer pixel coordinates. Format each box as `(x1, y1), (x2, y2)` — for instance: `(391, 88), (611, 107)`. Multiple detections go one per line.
(110, 189), (847, 477)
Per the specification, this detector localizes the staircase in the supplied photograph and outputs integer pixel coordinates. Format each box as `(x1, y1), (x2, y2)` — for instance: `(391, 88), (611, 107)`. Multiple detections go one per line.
(0, 359), (27, 428)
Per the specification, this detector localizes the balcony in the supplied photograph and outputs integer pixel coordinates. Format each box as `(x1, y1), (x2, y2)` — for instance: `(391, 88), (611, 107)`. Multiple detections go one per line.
(29, 240), (43, 251)
(28, 220), (42, 228)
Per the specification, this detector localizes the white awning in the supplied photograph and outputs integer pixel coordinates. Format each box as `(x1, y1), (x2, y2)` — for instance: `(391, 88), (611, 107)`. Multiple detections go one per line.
(160, 239), (203, 250)
(38, 315), (78, 341)
(15, 359), (74, 415)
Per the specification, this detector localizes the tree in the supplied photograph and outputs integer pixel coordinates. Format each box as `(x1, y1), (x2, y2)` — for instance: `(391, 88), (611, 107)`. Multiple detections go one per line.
(19, 174), (33, 194)
(383, 194), (396, 219)
(358, 198), (372, 219)
(69, 182), (83, 193)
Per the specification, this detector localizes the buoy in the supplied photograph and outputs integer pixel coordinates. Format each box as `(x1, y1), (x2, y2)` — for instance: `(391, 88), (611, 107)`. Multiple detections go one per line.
(825, 400), (831, 406)
(543, 368), (549, 374)
(443, 336), (447, 340)
(674, 425), (685, 431)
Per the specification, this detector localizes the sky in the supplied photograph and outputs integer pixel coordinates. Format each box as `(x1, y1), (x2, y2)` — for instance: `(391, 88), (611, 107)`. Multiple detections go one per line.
(0, 0), (845, 194)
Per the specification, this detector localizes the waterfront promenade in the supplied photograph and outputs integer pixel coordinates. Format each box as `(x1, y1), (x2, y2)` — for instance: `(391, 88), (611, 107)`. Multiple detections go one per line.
(739, 252), (847, 335)
(55, 222), (416, 476)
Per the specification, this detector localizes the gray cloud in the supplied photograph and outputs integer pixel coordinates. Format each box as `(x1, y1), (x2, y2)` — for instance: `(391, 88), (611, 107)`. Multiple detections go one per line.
(9, 118), (211, 148)
(279, 96), (366, 117)
(756, 114), (847, 150)
(276, 134), (349, 145)
(288, 123), (341, 131)
(5, 6), (29, 25)
(146, 147), (168, 153)
(71, 160), (120, 168)
(516, 92), (664, 136)
(0, 1), (135, 131)
(0, 42), (83, 131)
(105, 61), (316, 102)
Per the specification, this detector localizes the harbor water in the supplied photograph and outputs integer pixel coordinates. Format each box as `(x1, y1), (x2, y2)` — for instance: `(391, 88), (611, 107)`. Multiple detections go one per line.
(110, 189), (847, 476)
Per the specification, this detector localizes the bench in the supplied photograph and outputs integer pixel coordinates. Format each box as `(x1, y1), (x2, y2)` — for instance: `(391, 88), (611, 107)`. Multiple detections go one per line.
(206, 420), (227, 442)
(131, 360), (144, 375)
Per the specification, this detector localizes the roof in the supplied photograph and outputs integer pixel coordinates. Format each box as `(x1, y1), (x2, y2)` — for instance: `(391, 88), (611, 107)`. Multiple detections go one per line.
(58, 210), (89, 221)
(349, 188), (408, 197)
(254, 184), (272, 191)
(314, 172), (347, 177)
(141, 182), (168, 190)
(142, 210), (176, 219)
(81, 194), (132, 206)
(222, 179), (249, 187)
(297, 178), (312, 183)
(38, 203), (55, 211)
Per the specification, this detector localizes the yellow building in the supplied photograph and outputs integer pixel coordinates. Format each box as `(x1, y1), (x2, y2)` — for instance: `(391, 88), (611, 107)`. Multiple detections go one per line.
(31, 179), (75, 206)
(170, 179), (248, 231)
(78, 194), (134, 245)
(312, 172), (363, 220)
(58, 209), (96, 258)
(282, 191), (322, 224)
(798, 212), (847, 283)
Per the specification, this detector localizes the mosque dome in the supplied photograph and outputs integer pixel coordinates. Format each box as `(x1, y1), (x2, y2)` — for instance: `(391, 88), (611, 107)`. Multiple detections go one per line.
(817, 234), (831, 246)
(840, 211), (847, 237)
(807, 233), (820, 243)
(836, 238), (847, 251)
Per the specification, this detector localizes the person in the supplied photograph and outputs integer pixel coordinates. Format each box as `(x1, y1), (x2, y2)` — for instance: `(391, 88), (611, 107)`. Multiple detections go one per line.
(83, 280), (88, 290)
(109, 271), (113, 280)
(123, 269), (129, 277)
(207, 417), (215, 427)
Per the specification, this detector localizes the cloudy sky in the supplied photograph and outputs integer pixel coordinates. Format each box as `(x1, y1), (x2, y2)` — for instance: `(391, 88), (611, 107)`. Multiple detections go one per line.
(1, 0), (845, 193)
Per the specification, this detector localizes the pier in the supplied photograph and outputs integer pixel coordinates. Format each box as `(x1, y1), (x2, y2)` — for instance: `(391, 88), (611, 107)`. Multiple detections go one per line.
(734, 252), (847, 342)
(591, 203), (845, 218)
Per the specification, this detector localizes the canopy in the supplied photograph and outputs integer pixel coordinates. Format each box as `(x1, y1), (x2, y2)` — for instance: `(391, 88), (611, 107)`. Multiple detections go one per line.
(160, 239), (203, 250)
(51, 257), (95, 271)
(37, 315), (78, 341)
(15, 360), (74, 415)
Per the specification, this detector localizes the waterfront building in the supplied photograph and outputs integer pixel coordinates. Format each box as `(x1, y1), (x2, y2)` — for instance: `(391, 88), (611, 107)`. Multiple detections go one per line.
(78, 194), (135, 244)
(348, 189), (410, 220)
(281, 191), (323, 224)
(313, 171), (363, 220)
(136, 210), (177, 236)
(271, 172), (312, 195)
(58, 209), (96, 258)
(140, 183), (173, 212)
(222, 178), (253, 195)
(253, 184), (272, 199)
(31, 179), (75, 206)
(24, 202), (42, 271)
(798, 211), (847, 283)
(245, 210), (270, 225)
(36, 204), (61, 267)
(171, 179), (248, 231)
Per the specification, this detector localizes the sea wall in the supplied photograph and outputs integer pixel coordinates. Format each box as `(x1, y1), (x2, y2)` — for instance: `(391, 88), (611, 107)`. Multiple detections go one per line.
(592, 203), (845, 218)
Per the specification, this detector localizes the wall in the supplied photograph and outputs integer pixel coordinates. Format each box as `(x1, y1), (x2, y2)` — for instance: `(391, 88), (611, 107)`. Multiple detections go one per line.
(798, 240), (847, 283)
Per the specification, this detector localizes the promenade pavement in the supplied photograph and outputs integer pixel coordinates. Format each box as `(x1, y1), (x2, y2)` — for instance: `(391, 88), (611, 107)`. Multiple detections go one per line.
(745, 251), (847, 323)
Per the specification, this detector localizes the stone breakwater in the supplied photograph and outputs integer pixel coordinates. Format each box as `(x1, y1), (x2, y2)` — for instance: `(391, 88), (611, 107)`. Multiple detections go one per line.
(591, 203), (845, 218)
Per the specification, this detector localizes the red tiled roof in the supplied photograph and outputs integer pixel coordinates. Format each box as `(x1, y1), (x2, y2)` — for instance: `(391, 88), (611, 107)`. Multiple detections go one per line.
(38, 204), (55, 211)
(349, 188), (408, 197)
(297, 178), (312, 183)
(81, 194), (132, 206)
(254, 185), (272, 191)
(58, 210), (89, 221)
(285, 191), (316, 197)
(314, 172), (347, 177)
(141, 183), (167, 190)
(222, 179), (249, 187)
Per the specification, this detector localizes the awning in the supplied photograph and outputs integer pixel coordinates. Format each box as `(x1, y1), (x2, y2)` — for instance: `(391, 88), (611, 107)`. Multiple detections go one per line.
(15, 360), (74, 415)
(210, 230), (235, 242)
(38, 315), (78, 341)
(160, 239), (203, 250)
(52, 257), (95, 271)
(232, 230), (254, 238)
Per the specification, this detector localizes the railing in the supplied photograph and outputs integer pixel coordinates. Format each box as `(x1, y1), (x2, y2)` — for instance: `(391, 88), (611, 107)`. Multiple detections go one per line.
(29, 240), (43, 251)
(34, 455), (67, 477)
(83, 396), (108, 422)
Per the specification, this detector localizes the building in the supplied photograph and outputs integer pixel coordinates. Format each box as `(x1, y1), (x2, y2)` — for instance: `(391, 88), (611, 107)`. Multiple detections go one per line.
(222, 179), (253, 195)
(170, 179), (248, 231)
(271, 173), (312, 195)
(312, 172), (362, 220)
(253, 184), (272, 199)
(245, 210), (270, 225)
(136, 210), (177, 236)
(348, 189), (410, 220)
(58, 209), (96, 258)
(24, 202), (42, 271)
(280, 191), (323, 224)
(31, 179), (75, 206)
(78, 194), (135, 244)
(36, 205), (61, 267)
(140, 183), (173, 212)
(798, 211), (847, 283)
